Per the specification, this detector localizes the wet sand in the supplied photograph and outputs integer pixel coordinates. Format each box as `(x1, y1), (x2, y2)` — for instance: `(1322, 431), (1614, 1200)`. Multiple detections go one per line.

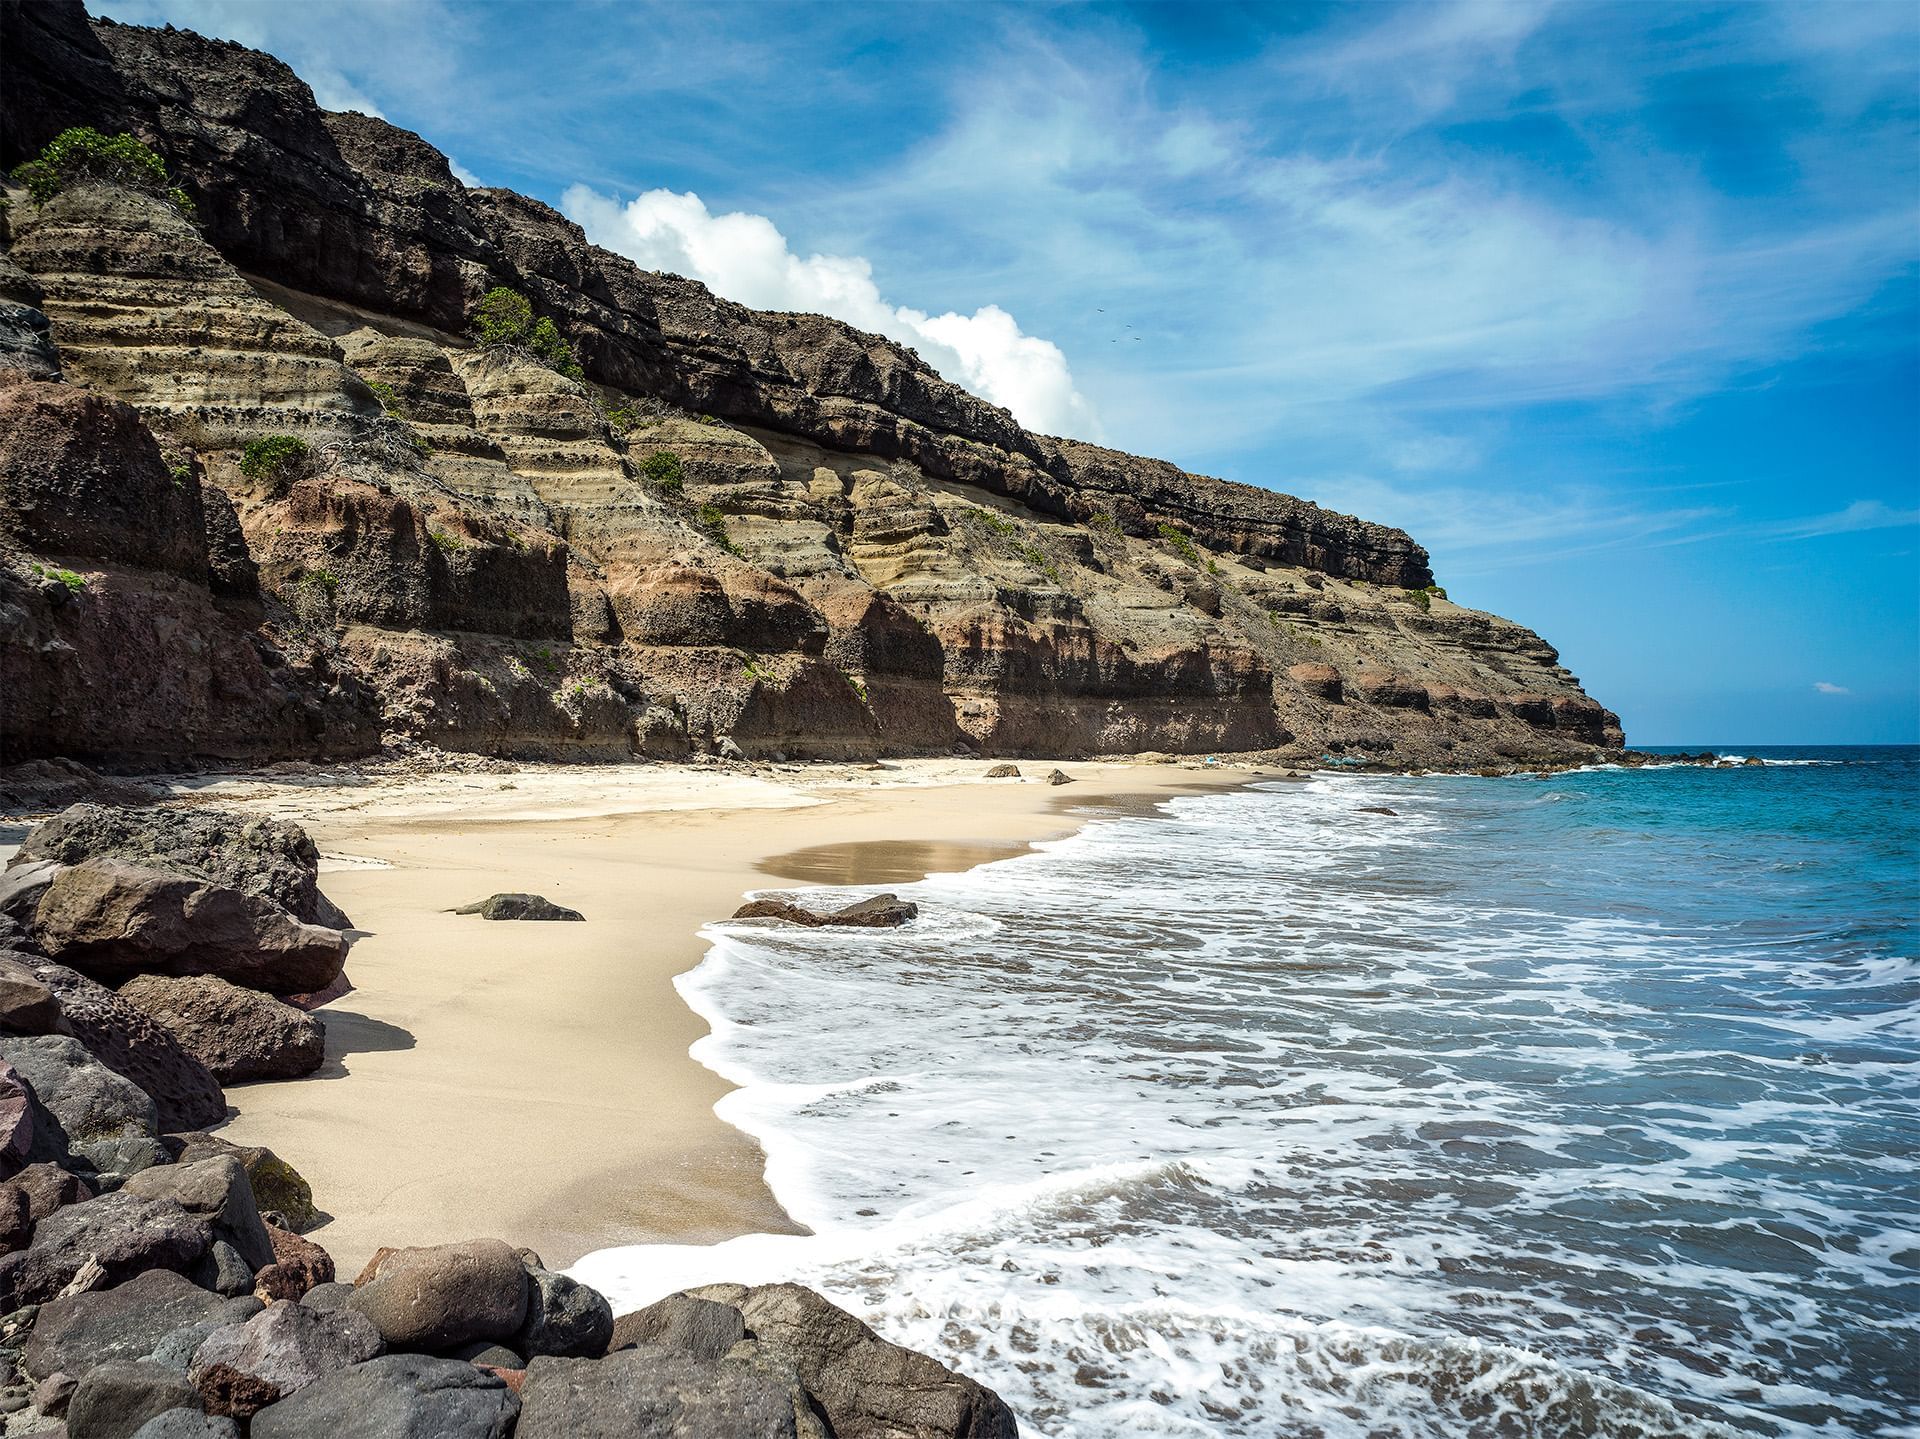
(191, 758), (1256, 1272)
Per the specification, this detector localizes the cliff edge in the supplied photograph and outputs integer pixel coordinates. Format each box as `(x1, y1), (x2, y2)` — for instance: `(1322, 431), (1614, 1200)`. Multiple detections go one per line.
(0, 0), (1623, 769)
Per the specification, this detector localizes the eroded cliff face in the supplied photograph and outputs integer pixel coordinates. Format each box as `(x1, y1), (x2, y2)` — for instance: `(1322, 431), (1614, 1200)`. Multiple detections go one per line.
(0, 0), (1623, 768)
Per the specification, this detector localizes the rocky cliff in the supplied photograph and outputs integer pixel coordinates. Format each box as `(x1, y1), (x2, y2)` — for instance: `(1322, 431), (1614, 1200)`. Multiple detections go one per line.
(0, 0), (1623, 769)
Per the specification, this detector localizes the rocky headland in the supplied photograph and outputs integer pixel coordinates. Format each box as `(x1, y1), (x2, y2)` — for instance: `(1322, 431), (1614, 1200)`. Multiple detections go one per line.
(0, 0), (1624, 776)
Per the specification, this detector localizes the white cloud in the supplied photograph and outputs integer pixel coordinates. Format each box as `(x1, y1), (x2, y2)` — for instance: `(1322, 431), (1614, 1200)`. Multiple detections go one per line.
(1768, 499), (1920, 540)
(447, 158), (482, 189)
(561, 185), (1099, 439)
(1813, 681), (1851, 695)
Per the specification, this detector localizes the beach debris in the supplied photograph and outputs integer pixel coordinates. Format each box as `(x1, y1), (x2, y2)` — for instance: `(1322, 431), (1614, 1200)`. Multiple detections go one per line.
(983, 763), (1021, 779)
(120, 975), (324, 1084)
(1046, 768), (1073, 785)
(448, 894), (584, 923)
(731, 894), (918, 928)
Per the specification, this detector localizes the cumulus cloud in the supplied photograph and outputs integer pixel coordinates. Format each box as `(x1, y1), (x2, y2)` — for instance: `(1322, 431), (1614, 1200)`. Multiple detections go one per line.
(1813, 681), (1851, 695)
(560, 185), (1099, 439)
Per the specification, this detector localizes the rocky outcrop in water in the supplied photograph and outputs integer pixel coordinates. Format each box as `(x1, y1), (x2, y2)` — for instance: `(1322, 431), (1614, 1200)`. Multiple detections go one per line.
(0, 0), (1623, 770)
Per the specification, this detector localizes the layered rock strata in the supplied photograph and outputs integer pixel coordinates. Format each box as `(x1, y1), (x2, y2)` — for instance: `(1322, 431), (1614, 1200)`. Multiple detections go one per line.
(0, 0), (1623, 768)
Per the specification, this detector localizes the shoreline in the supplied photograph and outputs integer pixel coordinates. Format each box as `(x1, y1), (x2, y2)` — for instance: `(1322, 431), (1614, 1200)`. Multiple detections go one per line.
(142, 757), (1262, 1274)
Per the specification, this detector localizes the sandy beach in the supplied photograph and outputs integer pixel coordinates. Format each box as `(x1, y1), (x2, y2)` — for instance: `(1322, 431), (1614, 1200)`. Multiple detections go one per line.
(129, 757), (1264, 1273)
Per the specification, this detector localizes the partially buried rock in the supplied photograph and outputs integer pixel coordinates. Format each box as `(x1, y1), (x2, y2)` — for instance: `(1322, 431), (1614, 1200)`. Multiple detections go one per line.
(22, 1268), (261, 1383)
(64, 1358), (197, 1439)
(1045, 768), (1073, 785)
(12, 805), (351, 931)
(731, 894), (917, 928)
(118, 976), (325, 1083)
(449, 894), (584, 922)
(346, 1239), (528, 1353)
(982, 763), (1020, 779)
(28, 859), (348, 996)
(247, 1354), (517, 1439)
(189, 1300), (384, 1418)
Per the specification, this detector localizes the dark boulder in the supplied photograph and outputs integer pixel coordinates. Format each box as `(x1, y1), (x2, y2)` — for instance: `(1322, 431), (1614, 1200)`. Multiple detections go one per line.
(64, 1359), (198, 1439)
(117, 976), (325, 1084)
(0, 1161), (93, 1253)
(1045, 768), (1072, 786)
(700, 1282), (1018, 1439)
(0, 1033), (167, 1185)
(22, 960), (227, 1132)
(1356, 806), (1398, 817)
(0, 1059), (31, 1178)
(0, 956), (61, 1034)
(28, 860), (348, 997)
(123, 1156), (276, 1280)
(188, 1300), (384, 1418)
(132, 1413), (242, 1438)
(0, 1190), (211, 1310)
(22, 1268), (259, 1381)
(247, 1354), (518, 1439)
(166, 1135), (319, 1235)
(512, 1267), (612, 1361)
(730, 894), (917, 928)
(608, 1294), (744, 1362)
(346, 1240), (528, 1353)
(13, 806), (350, 931)
(449, 895), (584, 922)
(514, 1347), (810, 1438)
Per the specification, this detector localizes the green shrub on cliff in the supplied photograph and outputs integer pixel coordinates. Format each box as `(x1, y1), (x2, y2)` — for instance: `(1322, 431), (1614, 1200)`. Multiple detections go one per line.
(1404, 587), (1431, 612)
(469, 286), (584, 380)
(1155, 523), (1201, 567)
(240, 434), (309, 482)
(642, 451), (684, 493)
(13, 127), (196, 221)
(696, 503), (738, 554)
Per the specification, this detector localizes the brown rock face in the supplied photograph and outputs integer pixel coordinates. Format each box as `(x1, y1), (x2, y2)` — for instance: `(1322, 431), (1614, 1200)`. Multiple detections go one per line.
(117, 974), (326, 1082)
(0, 1), (1624, 769)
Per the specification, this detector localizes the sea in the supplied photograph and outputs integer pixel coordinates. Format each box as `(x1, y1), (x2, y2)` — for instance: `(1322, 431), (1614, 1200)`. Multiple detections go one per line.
(573, 746), (1920, 1438)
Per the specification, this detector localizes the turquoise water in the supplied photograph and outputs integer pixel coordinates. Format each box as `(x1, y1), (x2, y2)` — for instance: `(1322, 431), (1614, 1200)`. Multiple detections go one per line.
(582, 746), (1919, 1436)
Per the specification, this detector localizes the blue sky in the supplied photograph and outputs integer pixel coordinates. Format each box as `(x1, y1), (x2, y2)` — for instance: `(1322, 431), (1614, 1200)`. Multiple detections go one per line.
(99, 0), (1920, 745)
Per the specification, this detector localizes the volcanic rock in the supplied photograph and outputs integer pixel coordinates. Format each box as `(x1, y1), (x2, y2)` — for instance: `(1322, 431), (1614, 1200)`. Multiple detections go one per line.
(730, 894), (917, 928)
(64, 1358), (198, 1439)
(346, 1240), (529, 1353)
(247, 1354), (518, 1439)
(0, 1033), (166, 1185)
(0, 1191), (211, 1311)
(189, 1300), (385, 1418)
(23, 1268), (261, 1382)
(122, 1156), (276, 1280)
(253, 1225), (335, 1303)
(511, 1267), (613, 1361)
(118, 976), (325, 1083)
(608, 1294), (745, 1362)
(448, 894), (584, 922)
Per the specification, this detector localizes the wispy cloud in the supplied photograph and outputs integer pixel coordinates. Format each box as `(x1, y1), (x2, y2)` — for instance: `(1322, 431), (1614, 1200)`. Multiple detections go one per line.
(1812, 681), (1851, 695)
(1766, 499), (1920, 540)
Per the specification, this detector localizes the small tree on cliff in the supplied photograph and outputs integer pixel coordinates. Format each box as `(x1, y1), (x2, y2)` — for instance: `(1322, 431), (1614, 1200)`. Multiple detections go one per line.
(12, 127), (196, 221)
(468, 285), (584, 381)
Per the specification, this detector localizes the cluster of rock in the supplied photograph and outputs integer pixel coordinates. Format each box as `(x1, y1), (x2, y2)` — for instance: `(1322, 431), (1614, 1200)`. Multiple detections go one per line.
(0, 0), (1624, 775)
(0, 802), (1016, 1436)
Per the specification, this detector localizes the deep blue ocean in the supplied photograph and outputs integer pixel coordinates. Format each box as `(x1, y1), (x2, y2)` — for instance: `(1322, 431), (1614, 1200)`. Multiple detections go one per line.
(580, 746), (1919, 1437)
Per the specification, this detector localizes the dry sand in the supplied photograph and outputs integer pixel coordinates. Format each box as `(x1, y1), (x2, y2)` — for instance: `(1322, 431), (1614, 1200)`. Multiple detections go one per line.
(173, 757), (1258, 1272)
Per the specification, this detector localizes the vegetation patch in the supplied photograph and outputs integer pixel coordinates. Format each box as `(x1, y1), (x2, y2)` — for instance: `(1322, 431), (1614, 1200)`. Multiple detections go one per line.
(1088, 510), (1122, 535)
(240, 434), (309, 483)
(468, 285), (584, 380)
(1404, 588), (1431, 612)
(696, 503), (738, 554)
(964, 507), (1017, 538)
(741, 658), (773, 683)
(363, 378), (403, 416)
(428, 529), (466, 555)
(642, 450), (685, 494)
(12, 127), (196, 220)
(1155, 523), (1202, 567)
(29, 562), (87, 592)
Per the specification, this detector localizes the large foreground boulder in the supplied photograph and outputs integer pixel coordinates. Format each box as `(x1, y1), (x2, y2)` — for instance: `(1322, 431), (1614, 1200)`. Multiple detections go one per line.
(0, 1189), (212, 1310)
(731, 894), (918, 928)
(513, 1265), (613, 1360)
(514, 1347), (815, 1438)
(28, 859), (348, 995)
(13, 806), (351, 931)
(23, 1269), (261, 1383)
(23, 959), (228, 1131)
(65, 1358), (199, 1439)
(346, 1239), (529, 1353)
(248, 1354), (518, 1439)
(119, 975), (325, 1083)
(694, 1282), (1018, 1439)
